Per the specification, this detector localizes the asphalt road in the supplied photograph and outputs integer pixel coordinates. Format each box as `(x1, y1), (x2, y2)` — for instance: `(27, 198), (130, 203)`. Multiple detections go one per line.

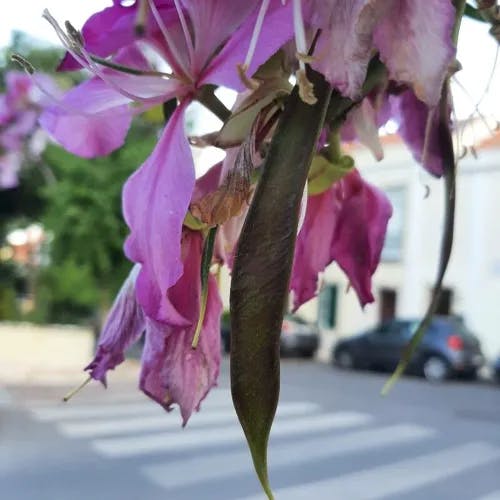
(1, 358), (500, 500)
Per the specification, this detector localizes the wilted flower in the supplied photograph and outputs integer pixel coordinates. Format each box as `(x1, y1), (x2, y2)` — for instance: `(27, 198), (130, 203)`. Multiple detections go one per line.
(33, 2), (473, 496)
(0, 70), (56, 188)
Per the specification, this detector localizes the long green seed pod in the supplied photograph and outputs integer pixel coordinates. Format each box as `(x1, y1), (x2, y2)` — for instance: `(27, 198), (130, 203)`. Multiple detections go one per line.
(229, 70), (332, 500)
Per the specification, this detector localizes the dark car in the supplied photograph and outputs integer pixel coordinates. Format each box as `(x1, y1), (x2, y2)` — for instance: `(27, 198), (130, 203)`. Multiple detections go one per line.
(222, 314), (319, 358)
(332, 316), (484, 382)
(493, 356), (500, 383)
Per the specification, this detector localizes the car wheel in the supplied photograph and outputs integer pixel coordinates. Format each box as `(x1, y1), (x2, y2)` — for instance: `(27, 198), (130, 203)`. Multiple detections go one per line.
(336, 349), (354, 369)
(423, 356), (450, 382)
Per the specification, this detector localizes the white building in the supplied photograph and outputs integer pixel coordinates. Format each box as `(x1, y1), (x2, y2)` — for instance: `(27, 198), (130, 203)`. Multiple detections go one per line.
(297, 129), (500, 363)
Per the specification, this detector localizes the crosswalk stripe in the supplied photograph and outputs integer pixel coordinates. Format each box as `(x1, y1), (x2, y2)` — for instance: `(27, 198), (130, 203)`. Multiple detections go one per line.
(92, 411), (372, 458)
(142, 423), (435, 490)
(58, 402), (319, 438)
(476, 492), (500, 500)
(31, 401), (165, 421)
(0, 388), (12, 407)
(23, 392), (148, 407)
(29, 390), (233, 421)
(236, 442), (500, 500)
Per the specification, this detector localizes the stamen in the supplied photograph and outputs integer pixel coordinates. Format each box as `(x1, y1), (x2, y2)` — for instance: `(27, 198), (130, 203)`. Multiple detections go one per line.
(296, 69), (317, 104)
(90, 55), (173, 78)
(64, 20), (84, 48)
(12, 54), (93, 115)
(236, 64), (260, 90)
(292, 0), (317, 104)
(173, 0), (195, 69)
(191, 286), (208, 349)
(147, 0), (192, 80)
(244, 0), (270, 69)
(62, 376), (92, 402)
(79, 45), (169, 103)
(42, 9), (174, 105)
(11, 54), (34, 74)
(135, 0), (148, 36)
(238, 0), (271, 89)
(292, 0), (307, 72)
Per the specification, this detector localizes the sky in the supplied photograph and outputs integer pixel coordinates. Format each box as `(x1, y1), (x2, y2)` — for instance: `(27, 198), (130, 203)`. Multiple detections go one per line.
(0, 1), (498, 122)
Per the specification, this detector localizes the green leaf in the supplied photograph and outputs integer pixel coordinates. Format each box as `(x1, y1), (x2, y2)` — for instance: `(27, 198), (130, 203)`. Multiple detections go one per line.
(307, 154), (354, 195)
(463, 4), (486, 23)
(229, 70), (332, 500)
(183, 211), (206, 231)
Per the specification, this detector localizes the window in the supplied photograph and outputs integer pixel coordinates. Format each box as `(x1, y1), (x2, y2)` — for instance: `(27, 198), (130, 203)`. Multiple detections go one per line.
(318, 284), (338, 329)
(381, 187), (406, 262)
(435, 287), (453, 315)
(379, 288), (397, 322)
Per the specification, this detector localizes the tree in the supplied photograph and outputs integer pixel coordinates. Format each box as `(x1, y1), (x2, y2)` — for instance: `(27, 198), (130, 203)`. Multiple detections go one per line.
(37, 125), (157, 323)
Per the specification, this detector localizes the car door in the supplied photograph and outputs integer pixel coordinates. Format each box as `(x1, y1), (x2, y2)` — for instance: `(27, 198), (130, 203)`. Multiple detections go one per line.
(366, 321), (410, 370)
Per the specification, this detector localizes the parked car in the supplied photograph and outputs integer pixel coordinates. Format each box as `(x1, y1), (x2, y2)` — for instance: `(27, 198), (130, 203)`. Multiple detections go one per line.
(222, 314), (319, 358)
(493, 356), (500, 383)
(332, 316), (484, 382)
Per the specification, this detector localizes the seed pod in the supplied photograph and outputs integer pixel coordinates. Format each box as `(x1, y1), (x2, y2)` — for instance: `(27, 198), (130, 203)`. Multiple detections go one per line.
(229, 69), (332, 500)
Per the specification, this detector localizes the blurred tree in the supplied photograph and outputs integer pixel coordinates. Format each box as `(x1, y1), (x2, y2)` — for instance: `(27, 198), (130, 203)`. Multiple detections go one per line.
(0, 33), (160, 324)
(37, 125), (157, 323)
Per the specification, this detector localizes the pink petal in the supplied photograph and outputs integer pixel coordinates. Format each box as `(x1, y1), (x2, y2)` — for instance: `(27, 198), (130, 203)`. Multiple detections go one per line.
(215, 206), (247, 269)
(181, 0), (256, 75)
(347, 98), (384, 161)
(0, 152), (22, 190)
(373, 0), (455, 106)
(191, 161), (223, 202)
(331, 170), (392, 305)
(291, 170), (392, 309)
(38, 77), (133, 158)
(123, 101), (196, 323)
(59, 1), (178, 71)
(308, 0), (383, 99)
(85, 265), (145, 385)
(201, 0), (294, 90)
(390, 89), (447, 178)
(139, 230), (222, 424)
(291, 188), (339, 310)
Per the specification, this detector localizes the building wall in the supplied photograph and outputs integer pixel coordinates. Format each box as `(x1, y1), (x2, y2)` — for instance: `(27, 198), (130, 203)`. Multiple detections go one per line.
(299, 142), (500, 362)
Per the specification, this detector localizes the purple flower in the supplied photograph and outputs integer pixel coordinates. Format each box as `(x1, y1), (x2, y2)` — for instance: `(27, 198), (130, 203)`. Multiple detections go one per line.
(389, 88), (449, 177)
(87, 229), (222, 424)
(40, 1), (294, 323)
(0, 71), (58, 188)
(140, 230), (222, 425)
(298, 0), (455, 106)
(0, 151), (22, 189)
(291, 169), (392, 310)
(85, 265), (146, 385)
(339, 85), (449, 178)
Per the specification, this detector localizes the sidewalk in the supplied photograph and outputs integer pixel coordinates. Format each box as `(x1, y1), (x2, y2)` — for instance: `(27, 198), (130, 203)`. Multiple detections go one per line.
(0, 321), (139, 386)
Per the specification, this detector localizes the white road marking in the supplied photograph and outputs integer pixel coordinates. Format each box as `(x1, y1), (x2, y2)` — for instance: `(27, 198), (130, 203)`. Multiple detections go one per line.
(92, 411), (372, 458)
(476, 492), (500, 500)
(30, 390), (233, 421)
(58, 402), (319, 438)
(142, 424), (435, 490)
(0, 388), (12, 407)
(236, 442), (500, 500)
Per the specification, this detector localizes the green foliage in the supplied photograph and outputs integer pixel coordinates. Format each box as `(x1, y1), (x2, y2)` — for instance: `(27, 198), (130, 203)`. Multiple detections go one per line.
(30, 259), (98, 324)
(0, 261), (18, 320)
(39, 126), (157, 321)
(0, 33), (160, 324)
